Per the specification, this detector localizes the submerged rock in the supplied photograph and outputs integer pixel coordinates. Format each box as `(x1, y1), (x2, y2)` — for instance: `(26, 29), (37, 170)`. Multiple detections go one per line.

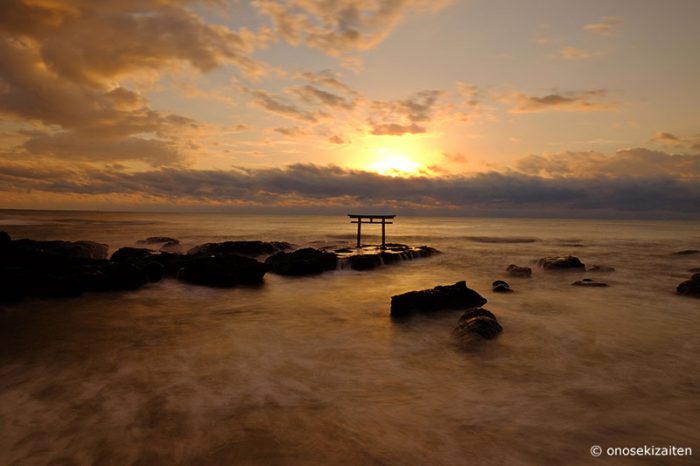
(586, 265), (616, 272)
(536, 255), (585, 271)
(178, 255), (270, 287)
(572, 278), (609, 287)
(159, 240), (182, 252)
(672, 250), (700, 256)
(187, 240), (291, 258)
(390, 281), (487, 318)
(266, 248), (337, 276)
(137, 236), (179, 245)
(689, 267), (700, 273)
(506, 264), (532, 278)
(676, 273), (700, 298)
(339, 244), (440, 271)
(453, 307), (503, 343)
(492, 280), (513, 293)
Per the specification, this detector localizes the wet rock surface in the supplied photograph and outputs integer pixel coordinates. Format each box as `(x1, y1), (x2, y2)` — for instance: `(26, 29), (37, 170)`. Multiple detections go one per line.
(338, 244), (440, 271)
(572, 278), (609, 287)
(178, 255), (270, 287)
(492, 280), (513, 292)
(187, 241), (291, 257)
(137, 236), (179, 245)
(676, 273), (700, 298)
(453, 307), (503, 343)
(586, 265), (616, 272)
(390, 281), (487, 318)
(506, 264), (532, 278)
(266, 248), (338, 276)
(536, 255), (586, 270)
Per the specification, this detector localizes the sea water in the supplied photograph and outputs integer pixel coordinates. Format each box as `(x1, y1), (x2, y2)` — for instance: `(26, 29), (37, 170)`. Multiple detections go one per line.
(0, 210), (698, 465)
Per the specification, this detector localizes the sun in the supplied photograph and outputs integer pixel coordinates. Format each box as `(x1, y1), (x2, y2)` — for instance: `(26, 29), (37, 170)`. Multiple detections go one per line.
(367, 148), (422, 177)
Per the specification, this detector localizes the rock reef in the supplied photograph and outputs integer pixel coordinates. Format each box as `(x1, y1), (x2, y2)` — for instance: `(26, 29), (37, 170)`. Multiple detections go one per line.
(390, 281), (487, 318)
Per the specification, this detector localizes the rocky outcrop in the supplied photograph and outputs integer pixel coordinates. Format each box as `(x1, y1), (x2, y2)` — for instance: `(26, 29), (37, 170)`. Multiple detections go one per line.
(536, 255), (585, 270)
(187, 241), (291, 258)
(340, 244), (440, 271)
(177, 255), (270, 287)
(586, 265), (616, 272)
(136, 236), (179, 245)
(492, 280), (513, 293)
(676, 273), (700, 298)
(572, 278), (608, 287)
(390, 281), (487, 318)
(266, 248), (338, 276)
(506, 264), (532, 278)
(453, 307), (503, 343)
(7, 238), (108, 260)
(689, 267), (700, 273)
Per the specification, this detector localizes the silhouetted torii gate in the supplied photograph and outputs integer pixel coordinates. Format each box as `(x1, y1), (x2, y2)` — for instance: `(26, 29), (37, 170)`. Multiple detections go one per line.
(348, 214), (396, 249)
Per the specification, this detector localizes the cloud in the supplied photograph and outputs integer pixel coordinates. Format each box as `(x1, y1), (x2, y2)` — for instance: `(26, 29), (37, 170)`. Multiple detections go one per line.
(274, 126), (306, 137)
(505, 89), (616, 113)
(246, 88), (323, 122)
(369, 122), (425, 136)
(252, 0), (451, 56)
(652, 132), (682, 145)
(2, 150), (699, 217)
(290, 85), (355, 109)
(328, 135), (348, 144)
(558, 47), (605, 60)
(583, 16), (624, 35)
(516, 148), (700, 180)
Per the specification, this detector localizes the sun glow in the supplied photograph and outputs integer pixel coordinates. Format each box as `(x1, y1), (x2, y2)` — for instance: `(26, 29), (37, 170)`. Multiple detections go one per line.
(367, 148), (423, 177)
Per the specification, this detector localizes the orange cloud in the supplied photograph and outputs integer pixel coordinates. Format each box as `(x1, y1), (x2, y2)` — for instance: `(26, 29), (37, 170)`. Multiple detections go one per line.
(505, 90), (616, 113)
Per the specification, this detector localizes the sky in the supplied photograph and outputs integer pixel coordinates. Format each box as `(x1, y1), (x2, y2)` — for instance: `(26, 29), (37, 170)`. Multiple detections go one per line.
(0, 0), (699, 217)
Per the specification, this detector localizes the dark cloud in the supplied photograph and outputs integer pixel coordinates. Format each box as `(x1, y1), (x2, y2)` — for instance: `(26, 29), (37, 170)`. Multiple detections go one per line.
(369, 122), (425, 136)
(506, 90), (615, 113)
(247, 88), (323, 122)
(253, 0), (450, 56)
(291, 85), (355, 109)
(516, 148), (700, 180)
(2, 150), (698, 217)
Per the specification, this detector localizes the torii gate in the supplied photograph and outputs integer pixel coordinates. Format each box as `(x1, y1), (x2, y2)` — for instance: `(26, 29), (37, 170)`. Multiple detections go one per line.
(348, 214), (396, 249)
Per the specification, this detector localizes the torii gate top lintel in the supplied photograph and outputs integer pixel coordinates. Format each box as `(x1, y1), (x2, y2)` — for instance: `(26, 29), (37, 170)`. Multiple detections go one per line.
(348, 214), (396, 248)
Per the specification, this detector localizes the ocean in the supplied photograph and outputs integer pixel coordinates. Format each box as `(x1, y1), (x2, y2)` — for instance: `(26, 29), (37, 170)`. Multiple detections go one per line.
(1, 210), (698, 465)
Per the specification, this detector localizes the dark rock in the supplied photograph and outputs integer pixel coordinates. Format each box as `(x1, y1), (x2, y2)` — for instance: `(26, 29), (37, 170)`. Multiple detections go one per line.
(159, 240), (181, 252)
(676, 273), (700, 297)
(137, 236), (179, 245)
(689, 267), (700, 273)
(453, 307), (503, 342)
(536, 256), (585, 270)
(187, 241), (291, 258)
(0, 230), (11, 245)
(266, 248), (338, 275)
(506, 264), (532, 278)
(348, 254), (382, 270)
(390, 281), (487, 318)
(672, 250), (700, 256)
(572, 278), (609, 287)
(9, 238), (108, 260)
(492, 280), (513, 293)
(177, 255), (270, 287)
(586, 265), (616, 272)
(110, 247), (155, 262)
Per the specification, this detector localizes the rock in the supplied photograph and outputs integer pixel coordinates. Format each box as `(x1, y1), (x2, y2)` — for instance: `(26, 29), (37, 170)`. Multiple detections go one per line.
(676, 273), (700, 297)
(506, 264), (532, 278)
(8, 238), (108, 260)
(672, 250), (700, 256)
(137, 236), (179, 245)
(159, 240), (181, 252)
(536, 256), (585, 270)
(453, 307), (503, 342)
(0, 231), (11, 246)
(492, 280), (513, 292)
(348, 254), (382, 270)
(187, 241), (291, 257)
(572, 278), (609, 287)
(689, 267), (700, 273)
(266, 248), (338, 275)
(390, 281), (487, 318)
(177, 255), (270, 287)
(586, 265), (616, 272)
(110, 247), (156, 263)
